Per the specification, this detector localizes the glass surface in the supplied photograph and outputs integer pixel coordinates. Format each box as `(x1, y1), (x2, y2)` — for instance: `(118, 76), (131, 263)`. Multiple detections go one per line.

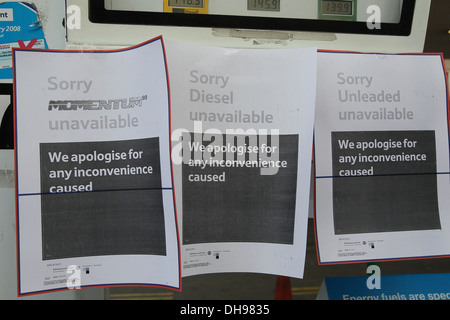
(168, 0), (204, 8)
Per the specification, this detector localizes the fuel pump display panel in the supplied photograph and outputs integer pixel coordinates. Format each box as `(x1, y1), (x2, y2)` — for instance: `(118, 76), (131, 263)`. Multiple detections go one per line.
(92, 0), (415, 36)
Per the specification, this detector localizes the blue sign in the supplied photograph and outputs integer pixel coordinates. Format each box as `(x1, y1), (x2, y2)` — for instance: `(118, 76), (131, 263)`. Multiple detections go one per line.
(0, 2), (48, 79)
(325, 273), (450, 300)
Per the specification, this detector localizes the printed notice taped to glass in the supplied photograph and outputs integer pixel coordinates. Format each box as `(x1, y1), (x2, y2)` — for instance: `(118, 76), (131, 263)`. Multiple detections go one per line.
(314, 51), (450, 264)
(165, 40), (317, 279)
(13, 37), (180, 296)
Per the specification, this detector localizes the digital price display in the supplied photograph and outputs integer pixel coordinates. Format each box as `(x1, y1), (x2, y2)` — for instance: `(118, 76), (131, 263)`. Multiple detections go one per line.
(93, 0), (416, 37)
(247, 0), (281, 12)
(164, 0), (208, 14)
(321, 0), (353, 15)
(319, 0), (356, 21)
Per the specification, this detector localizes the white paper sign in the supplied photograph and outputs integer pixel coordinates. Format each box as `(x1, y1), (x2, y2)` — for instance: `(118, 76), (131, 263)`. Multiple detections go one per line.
(314, 51), (450, 264)
(14, 37), (180, 295)
(166, 40), (317, 279)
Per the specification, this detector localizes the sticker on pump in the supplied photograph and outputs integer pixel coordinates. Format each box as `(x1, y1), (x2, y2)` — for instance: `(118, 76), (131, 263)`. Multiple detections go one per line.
(0, 39), (46, 69)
